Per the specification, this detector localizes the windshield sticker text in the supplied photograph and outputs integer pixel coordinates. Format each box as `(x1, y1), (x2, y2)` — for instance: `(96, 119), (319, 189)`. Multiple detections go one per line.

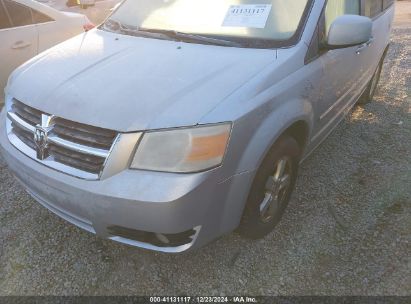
(222, 4), (272, 28)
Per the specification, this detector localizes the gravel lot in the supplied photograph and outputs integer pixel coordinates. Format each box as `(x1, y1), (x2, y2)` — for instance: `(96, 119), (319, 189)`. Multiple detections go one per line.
(0, 4), (410, 297)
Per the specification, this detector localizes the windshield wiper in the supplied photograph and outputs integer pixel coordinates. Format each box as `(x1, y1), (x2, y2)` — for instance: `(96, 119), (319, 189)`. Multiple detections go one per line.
(137, 28), (242, 47)
(102, 21), (242, 47)
(102, 20), (172, 40)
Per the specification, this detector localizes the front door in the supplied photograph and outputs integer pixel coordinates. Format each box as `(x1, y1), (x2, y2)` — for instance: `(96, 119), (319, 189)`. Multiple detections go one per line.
(311, 0), (369, 146)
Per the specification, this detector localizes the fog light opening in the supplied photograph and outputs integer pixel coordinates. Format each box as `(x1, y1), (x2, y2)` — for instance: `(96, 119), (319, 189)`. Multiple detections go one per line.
(107, 225), (199, 248)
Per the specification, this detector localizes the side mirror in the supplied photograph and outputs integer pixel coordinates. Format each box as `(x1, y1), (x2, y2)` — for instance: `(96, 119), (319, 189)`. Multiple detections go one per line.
(326, 15), (372, 49)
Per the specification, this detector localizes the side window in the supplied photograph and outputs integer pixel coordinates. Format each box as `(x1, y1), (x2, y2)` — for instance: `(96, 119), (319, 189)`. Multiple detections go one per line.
(0, 1), (12, 29)
(3, 0), (33, 27)
(325, 0), (361, 34)
(305, 14), (326, 64)
(32, 9), (54, 24)
(364, 0), (383, 18)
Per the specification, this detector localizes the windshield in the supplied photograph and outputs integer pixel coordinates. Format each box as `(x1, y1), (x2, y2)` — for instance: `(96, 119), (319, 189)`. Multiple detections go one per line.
(104, 0), (312, 48)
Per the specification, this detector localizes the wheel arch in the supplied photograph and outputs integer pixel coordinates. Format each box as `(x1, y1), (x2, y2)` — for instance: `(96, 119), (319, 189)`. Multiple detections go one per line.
(217, 96), (314, 235)
(237, 109), (313, 175)
(282, 120), (310, 157)
(227, 118), (310, 238)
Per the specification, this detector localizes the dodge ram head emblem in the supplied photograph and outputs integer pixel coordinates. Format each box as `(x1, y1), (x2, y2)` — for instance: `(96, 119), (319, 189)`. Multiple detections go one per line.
(34, 114), (54, 160)
(34, 126), (49, 160)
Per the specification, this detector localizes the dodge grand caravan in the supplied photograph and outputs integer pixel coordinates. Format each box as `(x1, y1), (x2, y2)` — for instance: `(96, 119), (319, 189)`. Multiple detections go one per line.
(0, 0), (394, 252)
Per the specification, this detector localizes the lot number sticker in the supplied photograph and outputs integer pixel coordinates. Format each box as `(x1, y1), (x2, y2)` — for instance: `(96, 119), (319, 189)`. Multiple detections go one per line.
(222, 4), (272, 28)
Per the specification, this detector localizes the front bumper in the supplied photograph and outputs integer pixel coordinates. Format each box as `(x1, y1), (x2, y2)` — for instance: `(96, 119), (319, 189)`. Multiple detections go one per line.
(0, 109), (254, 252)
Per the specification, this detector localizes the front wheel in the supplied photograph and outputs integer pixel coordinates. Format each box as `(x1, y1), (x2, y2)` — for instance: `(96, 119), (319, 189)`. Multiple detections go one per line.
(238, 136), (300, 239)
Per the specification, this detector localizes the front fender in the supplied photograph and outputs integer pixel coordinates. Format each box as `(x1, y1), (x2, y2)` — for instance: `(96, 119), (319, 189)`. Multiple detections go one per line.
(201, 45), (322, 234)
(235, 98), (313, 174)
(215, 98), (313, 235)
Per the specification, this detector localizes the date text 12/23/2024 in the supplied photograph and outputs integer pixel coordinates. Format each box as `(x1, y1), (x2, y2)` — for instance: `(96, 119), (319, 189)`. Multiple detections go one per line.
(150, 296), (257, 303)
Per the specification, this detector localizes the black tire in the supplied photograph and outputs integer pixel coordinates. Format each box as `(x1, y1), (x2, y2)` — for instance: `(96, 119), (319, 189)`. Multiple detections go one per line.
(238, 135), (300, 239)
(357, 60), (383, 105)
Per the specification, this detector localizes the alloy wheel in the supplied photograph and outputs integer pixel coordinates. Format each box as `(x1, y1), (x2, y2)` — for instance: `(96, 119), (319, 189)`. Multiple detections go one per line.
(259, 157), (292, 223)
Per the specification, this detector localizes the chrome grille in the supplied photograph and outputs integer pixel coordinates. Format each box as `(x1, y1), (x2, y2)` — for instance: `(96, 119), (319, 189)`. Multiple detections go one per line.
(11, 100), (42, 126)
(6, 99), (118, 179)
(53, 117), (116, 150)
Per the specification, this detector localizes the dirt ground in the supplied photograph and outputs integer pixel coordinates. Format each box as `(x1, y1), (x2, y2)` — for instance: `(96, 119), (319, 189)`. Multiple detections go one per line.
(0, 2), (410, 297)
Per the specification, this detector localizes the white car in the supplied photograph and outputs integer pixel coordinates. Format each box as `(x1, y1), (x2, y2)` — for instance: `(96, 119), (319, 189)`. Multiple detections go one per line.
(0, 0), (93, 104)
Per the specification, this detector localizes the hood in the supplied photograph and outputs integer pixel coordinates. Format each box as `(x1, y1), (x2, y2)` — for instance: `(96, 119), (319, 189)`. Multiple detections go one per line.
(8, 30), (276, 132)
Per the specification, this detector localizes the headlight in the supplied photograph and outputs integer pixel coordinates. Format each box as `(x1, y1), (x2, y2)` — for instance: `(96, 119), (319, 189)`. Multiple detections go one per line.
(131, 123), (232, 173)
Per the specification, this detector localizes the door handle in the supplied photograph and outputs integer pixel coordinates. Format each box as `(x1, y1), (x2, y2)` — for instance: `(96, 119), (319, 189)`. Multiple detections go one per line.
(356, 43), (367, 55)
(356, 37), (374, 55)
(12, 41), (31, 49)
(366, 37), (374, 46)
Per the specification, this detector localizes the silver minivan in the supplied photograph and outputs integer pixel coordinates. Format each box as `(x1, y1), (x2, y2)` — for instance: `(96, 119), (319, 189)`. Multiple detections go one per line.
(0, 0), (394, 252)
